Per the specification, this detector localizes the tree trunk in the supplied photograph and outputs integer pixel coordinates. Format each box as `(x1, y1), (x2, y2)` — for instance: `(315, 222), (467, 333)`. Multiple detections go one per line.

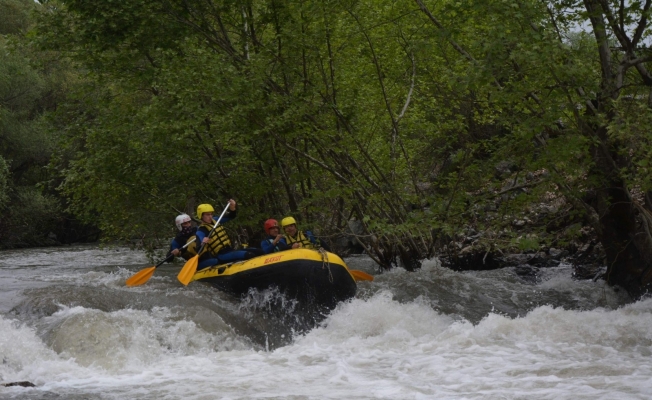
(583, 0), (652, 299)
(591, 156), (652, 298)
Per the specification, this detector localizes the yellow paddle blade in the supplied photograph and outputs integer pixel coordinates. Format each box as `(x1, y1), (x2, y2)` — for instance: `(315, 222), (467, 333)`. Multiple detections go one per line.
(177, 256), (199, 286)
(125, 266), (156, 287)
(350, 269), (374, 282)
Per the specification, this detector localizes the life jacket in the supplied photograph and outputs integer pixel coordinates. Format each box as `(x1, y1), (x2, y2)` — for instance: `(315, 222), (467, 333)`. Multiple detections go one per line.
(265, 237), (284, 252)
(173, 227), (198, 260)
(285, 231), (315, 249)
(181, 236), (198, 260)
(198, 221), (231, 257)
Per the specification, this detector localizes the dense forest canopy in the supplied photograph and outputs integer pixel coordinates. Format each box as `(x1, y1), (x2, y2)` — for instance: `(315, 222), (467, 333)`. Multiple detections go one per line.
(0, 0), (98, 246)
(2, 0), (652, 297)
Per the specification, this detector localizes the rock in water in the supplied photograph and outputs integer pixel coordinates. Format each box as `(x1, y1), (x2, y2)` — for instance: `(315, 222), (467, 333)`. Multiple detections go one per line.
(2, 381), (36, 387)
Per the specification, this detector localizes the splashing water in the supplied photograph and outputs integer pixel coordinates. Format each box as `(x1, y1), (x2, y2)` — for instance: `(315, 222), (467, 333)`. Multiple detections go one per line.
(0, 245), (648, 399)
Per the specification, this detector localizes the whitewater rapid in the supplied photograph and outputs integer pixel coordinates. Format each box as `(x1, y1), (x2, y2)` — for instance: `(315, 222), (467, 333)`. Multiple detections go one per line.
(0, 246), (650, 399)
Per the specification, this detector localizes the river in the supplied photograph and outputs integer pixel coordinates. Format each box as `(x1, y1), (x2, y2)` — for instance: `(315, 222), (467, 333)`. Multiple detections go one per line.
(0, 244), (650, 399)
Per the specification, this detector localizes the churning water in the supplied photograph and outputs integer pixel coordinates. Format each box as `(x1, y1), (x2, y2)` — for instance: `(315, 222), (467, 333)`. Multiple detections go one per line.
(0, 245), (650, 399)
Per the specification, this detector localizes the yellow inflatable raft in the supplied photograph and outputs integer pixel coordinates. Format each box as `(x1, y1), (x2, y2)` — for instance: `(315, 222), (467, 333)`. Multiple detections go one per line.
(191, 249), (358, 308)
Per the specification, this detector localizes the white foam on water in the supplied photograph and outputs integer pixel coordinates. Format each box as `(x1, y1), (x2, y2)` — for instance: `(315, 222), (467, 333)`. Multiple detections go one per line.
(0, 313), (84, 387)
(0, 303), (253, 397)
(0, 246), (151, 269)
(1, 291), (651, 399)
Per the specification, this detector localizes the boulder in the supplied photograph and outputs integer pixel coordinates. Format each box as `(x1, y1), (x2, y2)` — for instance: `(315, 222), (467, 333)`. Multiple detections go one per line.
(2, 381), (35, 387)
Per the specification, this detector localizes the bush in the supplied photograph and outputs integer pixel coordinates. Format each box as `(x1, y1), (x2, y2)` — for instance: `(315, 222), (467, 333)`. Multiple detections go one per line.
(0, 186), (62, 248)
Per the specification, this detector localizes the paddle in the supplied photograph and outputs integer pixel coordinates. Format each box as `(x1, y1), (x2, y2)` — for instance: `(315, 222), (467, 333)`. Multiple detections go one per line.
(350, 269), (374, 282)
(125, 238), (197, 287)
(177, 202), (231, 286)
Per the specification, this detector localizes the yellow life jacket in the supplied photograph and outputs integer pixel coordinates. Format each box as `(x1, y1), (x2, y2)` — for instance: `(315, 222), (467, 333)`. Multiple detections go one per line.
(285, 231), (315, 249)
(173, 228), (199, 261)
(181, 236), (198, 261)
(198, 221), (231, 257)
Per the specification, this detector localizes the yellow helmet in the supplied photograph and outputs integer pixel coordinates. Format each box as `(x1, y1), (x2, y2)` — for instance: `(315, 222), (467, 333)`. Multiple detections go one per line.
(281, 216), (297, 227)
(196, 204), (215, 219)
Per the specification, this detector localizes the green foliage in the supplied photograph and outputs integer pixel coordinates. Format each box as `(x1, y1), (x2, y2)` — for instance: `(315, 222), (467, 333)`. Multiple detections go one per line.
(0, 0), (33, 35)
(1, 186), (62, 247)
(24, 0), (652, 271)
(0, 0), (98, 248)
(511, 235), (540, 252)
(0, 50), (51, 177)
(607, 99), (652, 192)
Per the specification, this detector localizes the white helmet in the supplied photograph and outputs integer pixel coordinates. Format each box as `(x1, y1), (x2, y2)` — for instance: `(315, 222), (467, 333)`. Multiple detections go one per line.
(175, 214), (192, 231)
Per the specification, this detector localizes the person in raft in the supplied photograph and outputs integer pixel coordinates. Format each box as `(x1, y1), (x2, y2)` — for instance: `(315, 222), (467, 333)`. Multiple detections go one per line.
(195, 200), (264, 270)
(260, 219), (290, 254)
(167, 213), (198, 261)
(281, 216), (330, 251)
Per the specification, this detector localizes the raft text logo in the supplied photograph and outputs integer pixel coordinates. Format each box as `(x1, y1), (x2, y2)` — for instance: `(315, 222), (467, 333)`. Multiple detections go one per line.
(264, 255), (283, 264)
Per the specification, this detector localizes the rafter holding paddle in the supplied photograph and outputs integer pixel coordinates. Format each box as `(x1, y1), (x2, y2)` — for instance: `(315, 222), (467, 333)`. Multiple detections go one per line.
(125, 237), (196, 287)
(177, 202), (231, 286)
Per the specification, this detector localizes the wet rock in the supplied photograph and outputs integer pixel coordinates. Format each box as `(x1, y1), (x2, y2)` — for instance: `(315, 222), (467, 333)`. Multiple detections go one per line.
(332, 220), (366, 255)
(497, 252), (560, 268)
(2, 381), (35, 387)
(515, 265), (537, 274)
(527, 252), (560, 267)
(348, 220), (365, 236)
(442, 250), (503, 271)
(573, 264), (606, 280)
(516, 264), (539, 275)
(514, 265), (540, 283)
(501, 254), (531, 266)
(548, 247), (567, 259)
(570, 240), (605, 265)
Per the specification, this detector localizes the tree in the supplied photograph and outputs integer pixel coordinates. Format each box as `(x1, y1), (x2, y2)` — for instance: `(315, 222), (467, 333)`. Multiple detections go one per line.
(34, 0), (652, 298)
(413, 0), (652, 297)
(36, 0), (441, 264)
(0, 0), (97, 247)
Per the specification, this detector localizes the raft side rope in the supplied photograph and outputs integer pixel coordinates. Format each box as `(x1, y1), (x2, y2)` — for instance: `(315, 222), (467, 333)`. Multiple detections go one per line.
(318, 247), (334, 283)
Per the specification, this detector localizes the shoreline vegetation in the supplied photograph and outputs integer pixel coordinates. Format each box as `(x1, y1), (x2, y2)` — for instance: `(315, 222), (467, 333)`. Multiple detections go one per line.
(1, 0), (650, 299)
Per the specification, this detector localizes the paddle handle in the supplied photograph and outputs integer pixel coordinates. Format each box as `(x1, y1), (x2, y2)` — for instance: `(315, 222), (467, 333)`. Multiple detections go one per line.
(156, 238), (197, 269)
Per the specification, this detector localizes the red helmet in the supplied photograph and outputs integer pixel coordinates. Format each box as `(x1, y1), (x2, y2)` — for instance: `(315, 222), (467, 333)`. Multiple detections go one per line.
(264, 219), (280, 234)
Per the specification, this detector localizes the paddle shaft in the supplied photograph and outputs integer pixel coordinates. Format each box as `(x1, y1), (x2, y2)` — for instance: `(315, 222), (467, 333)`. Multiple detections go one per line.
(126, 238), (198, 287)
(156, 237), (196, 268)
